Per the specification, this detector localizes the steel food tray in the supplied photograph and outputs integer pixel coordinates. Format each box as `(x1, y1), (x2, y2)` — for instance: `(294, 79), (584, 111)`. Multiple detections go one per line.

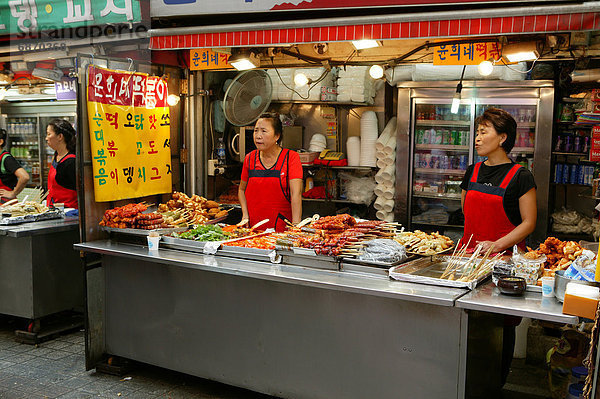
(218, 245), (274, 262)
(101, 226), (188, 237)
(389, 255), (493, 290)
(279, 250), (340, 271)
(0, 210), (63, 225)
(160, 235), (207, 252)
(341, 254), (418, 269)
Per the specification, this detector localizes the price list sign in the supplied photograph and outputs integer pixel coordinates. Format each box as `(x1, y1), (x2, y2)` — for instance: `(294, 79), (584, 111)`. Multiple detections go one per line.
(87, 65), (172, 202)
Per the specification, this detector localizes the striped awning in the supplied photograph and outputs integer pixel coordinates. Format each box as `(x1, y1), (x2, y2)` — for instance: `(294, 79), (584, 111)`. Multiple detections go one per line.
(150, 3), (600, 50)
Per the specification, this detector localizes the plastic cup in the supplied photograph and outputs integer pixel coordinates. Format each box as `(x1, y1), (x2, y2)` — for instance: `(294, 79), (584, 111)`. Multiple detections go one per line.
(542, 276), (555, 297)
(147, 235), (160, 251)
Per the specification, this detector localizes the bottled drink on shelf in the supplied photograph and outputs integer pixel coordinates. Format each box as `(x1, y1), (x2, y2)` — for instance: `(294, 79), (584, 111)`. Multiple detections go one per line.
(216, 137), (226, 166)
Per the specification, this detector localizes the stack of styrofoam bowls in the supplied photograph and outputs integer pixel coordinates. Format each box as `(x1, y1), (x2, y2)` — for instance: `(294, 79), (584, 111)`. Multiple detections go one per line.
(346, 136), (361, 166)
(309, 133), (327, 152)
(359, 111), (378, 167)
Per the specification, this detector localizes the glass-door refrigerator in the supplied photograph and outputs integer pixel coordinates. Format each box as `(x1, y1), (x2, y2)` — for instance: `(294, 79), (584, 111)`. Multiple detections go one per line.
(398, 81), (554, 245)
(410, 99), (473, 243)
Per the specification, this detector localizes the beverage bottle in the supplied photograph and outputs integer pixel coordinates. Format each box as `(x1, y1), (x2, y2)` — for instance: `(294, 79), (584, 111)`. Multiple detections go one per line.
(216, 137), (226, 166)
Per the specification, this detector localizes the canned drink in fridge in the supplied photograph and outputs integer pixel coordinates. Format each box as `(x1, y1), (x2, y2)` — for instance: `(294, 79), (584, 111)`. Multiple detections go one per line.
(564, 135), (573, 152)
(459, 155), (468, 170)
(423, 153), (431, 168)
(451, 156), (460, 170)
(554, 163), (563, 183)
(563, 164), (571, 184)
(570, 164), (578, 184)
(574, 136), (582, 153)
(460, 130), (468, 146)
(441, 155), (449, 170)
(414, 153), (420, 168)
(415, 129), (422, 144)
(578, 164), (585, 185)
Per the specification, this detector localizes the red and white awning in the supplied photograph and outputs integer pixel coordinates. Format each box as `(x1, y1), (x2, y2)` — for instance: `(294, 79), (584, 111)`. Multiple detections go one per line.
(150, 3), (600, 50)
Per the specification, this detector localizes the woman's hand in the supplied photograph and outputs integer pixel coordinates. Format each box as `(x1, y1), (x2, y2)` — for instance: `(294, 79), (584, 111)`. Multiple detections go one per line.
(477, 240), (498, 254)
(0, 189), (16, 200)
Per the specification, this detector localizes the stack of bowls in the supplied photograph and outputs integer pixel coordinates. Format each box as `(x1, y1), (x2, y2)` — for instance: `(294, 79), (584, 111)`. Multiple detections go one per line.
(346, 136), (361, 166)
(309, 133), (327, 152)
(359, 111), (378, 167)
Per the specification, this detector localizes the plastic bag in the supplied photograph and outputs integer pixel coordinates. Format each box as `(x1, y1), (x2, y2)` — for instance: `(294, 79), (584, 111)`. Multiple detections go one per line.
(357, 239), (407, 264)
(339, 173), (376, 205)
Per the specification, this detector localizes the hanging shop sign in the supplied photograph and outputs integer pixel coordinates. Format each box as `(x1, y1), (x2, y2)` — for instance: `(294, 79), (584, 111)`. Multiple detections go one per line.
(189, 49), (231, 71)
(151, 0), (548, 17)
(55, 77), (77, 101)
(433, 42), (501, 65)
(590, 126), (600, 163)
(1, 0), (142, 36)
(86, 65), (172, 202)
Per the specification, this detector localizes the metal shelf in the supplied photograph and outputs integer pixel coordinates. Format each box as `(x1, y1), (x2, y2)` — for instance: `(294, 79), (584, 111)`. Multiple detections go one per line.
(271, 100), (370, 107)
(415, 120), (470, 127)
(302, 198), (368, 204)
(302, 165), (375, 171)
(415, 144), (469, 151)
(516, 122), (536, 128)
(552, 152), (588, 156)
(512, 147), (534, 154)
(414, 168), (466, 176)
(413, 192), (461, 200)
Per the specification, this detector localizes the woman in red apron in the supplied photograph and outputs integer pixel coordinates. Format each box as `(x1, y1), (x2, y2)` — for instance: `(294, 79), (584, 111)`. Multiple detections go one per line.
(0, 128), (30, 203)
(239, 113), (303, 231)
(45, 119), (78, 209)
(460, 107), (537, 254)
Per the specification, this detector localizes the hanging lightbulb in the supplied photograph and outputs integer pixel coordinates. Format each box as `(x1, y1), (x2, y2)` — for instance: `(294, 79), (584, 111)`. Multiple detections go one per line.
(167, 94), (180, 106)
(369, 65), (384, 79)
(478, 60), (494, 76)
(0, 87), (8, 101)
(294, 72), (310, 87)
(451, 92), (461, 114)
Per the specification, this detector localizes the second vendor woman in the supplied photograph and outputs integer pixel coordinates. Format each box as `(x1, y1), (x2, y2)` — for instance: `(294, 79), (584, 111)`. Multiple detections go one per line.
(239, 113), (303, 231)
(460, 108), (537, 253)
(46, 119), (78, 209)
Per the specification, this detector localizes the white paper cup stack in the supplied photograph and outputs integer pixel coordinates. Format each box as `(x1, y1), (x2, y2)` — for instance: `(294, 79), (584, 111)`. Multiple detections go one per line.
(359, 111), (378, 167)
(346, 136), (361, 166)
(309, 133), (327, 153)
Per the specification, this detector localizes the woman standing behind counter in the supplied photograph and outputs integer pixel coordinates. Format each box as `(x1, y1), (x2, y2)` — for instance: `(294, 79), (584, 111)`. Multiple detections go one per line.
(238, 113), (303, 231)
(45, 119), (78, 209)
(0, 128), (30, 202)
(460, 107), (537, 253)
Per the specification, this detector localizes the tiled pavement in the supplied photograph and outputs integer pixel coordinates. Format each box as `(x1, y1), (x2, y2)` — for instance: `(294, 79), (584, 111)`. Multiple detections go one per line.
(0, 317), (276, 399)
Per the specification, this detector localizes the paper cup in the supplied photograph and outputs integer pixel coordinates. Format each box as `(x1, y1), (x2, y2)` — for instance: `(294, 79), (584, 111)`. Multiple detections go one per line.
(147, 235), (160, 251)
(541, 276), (555, 297)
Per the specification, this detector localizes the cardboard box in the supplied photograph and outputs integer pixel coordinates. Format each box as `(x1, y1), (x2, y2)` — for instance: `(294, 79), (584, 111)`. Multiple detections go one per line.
(282, 126), (303, 150)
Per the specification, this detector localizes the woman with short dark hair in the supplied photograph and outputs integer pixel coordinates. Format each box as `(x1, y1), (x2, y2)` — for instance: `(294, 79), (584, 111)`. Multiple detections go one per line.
(460, 107), (537, 253)
(238, 113), (303, 231)
(45, 119), (78, 209)
(0, 128), (30, 202)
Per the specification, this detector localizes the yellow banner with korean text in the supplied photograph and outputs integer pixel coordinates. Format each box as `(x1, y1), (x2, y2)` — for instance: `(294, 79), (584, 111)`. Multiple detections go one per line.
(189, 49), (232, 70)
(86, 65), (172, 202)
(433, 42), (502, 65)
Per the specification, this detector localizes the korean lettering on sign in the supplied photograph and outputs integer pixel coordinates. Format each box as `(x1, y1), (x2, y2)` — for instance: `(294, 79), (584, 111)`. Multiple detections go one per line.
(189, 49), (232, 70)
(86, 65), (172, 202)
(590, 126), (600, 162)
(1, 0), (142, 36)
(433, 42), (501, 66)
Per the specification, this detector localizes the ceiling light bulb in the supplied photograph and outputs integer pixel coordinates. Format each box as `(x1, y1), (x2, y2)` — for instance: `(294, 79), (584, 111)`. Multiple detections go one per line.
(505, 51), (539, 63)
(167, 94), (180, 106)
(229, 51), (260, 71)
(294, 73), (309, 87)
(369, 65), (384, 79)
(478, 60), (494, 76)
(451, 92), (461, 114)
(352, 40), (380, 50)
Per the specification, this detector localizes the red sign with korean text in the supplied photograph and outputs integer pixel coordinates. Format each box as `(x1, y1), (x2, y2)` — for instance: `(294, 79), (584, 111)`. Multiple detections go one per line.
(590, 126), (600, 162)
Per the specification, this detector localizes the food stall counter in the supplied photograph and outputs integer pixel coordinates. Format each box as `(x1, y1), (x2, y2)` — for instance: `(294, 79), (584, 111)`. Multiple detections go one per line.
(75, 240), (465, 307)
(0, 218), (79, 237)
(456, 282), (578, 324)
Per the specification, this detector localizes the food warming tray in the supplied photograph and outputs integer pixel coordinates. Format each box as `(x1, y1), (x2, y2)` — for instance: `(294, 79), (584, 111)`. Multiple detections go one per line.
(160, 235), (208, 252)
(279, 250), (340, 271)
(340, 255), (419, 276)
(101, 226), (188, 237)
(0, 210), (63, 225)
(389, 255), (493, 290)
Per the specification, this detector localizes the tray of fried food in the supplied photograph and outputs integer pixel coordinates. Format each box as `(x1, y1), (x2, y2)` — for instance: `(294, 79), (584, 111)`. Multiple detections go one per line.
(394, 229), (454, 256)
(526, 237), (584, 278)
(0, 200), (60, 225)
(158, 192), (229, 226)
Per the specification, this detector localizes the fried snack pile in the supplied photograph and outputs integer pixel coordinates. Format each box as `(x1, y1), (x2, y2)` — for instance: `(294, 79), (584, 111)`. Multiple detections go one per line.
(526, 237), (584, 277)
(99, 203), (148, 229)
(158, 192), (228, 225)
(394, 230), (453, 256)
(1, 201), (49, 217)
(310, 214), (356, 233)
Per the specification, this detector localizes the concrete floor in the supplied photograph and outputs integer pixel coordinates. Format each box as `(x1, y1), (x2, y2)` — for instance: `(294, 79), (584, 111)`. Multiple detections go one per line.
(0, 315), (551, 399)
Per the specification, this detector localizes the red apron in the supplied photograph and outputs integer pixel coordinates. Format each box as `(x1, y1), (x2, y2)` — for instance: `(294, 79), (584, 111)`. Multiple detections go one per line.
(244, 149), (292, 232)
(47, 153), (78, 209)
(0, 151), (14, 203)
(460, 162), (525, 252)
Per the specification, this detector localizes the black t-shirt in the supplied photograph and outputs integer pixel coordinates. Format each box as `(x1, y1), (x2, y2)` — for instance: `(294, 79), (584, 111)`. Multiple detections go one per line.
(460, 162), (537, 226)
(54, 153), (76, 190)
(0, 151), (22, 190)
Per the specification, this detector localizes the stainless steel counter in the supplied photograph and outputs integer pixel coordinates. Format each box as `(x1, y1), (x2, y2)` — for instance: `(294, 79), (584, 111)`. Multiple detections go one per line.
(74, 240), (464, 307)
(0, 218), (79, 237)
(456, 283), (578, 324)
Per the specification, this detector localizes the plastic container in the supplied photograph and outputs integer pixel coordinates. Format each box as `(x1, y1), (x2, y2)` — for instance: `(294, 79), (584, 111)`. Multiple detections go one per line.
(542, 276), (555, 297)
(571, 366), (588, 385)
(512, 251), (546, 285)
(147, 234), (160, 251)
(567, 382), (584, 399)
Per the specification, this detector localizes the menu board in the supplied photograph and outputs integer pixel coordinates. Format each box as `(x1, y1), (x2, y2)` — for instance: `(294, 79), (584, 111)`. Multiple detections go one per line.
(87, 65), (172, 202)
